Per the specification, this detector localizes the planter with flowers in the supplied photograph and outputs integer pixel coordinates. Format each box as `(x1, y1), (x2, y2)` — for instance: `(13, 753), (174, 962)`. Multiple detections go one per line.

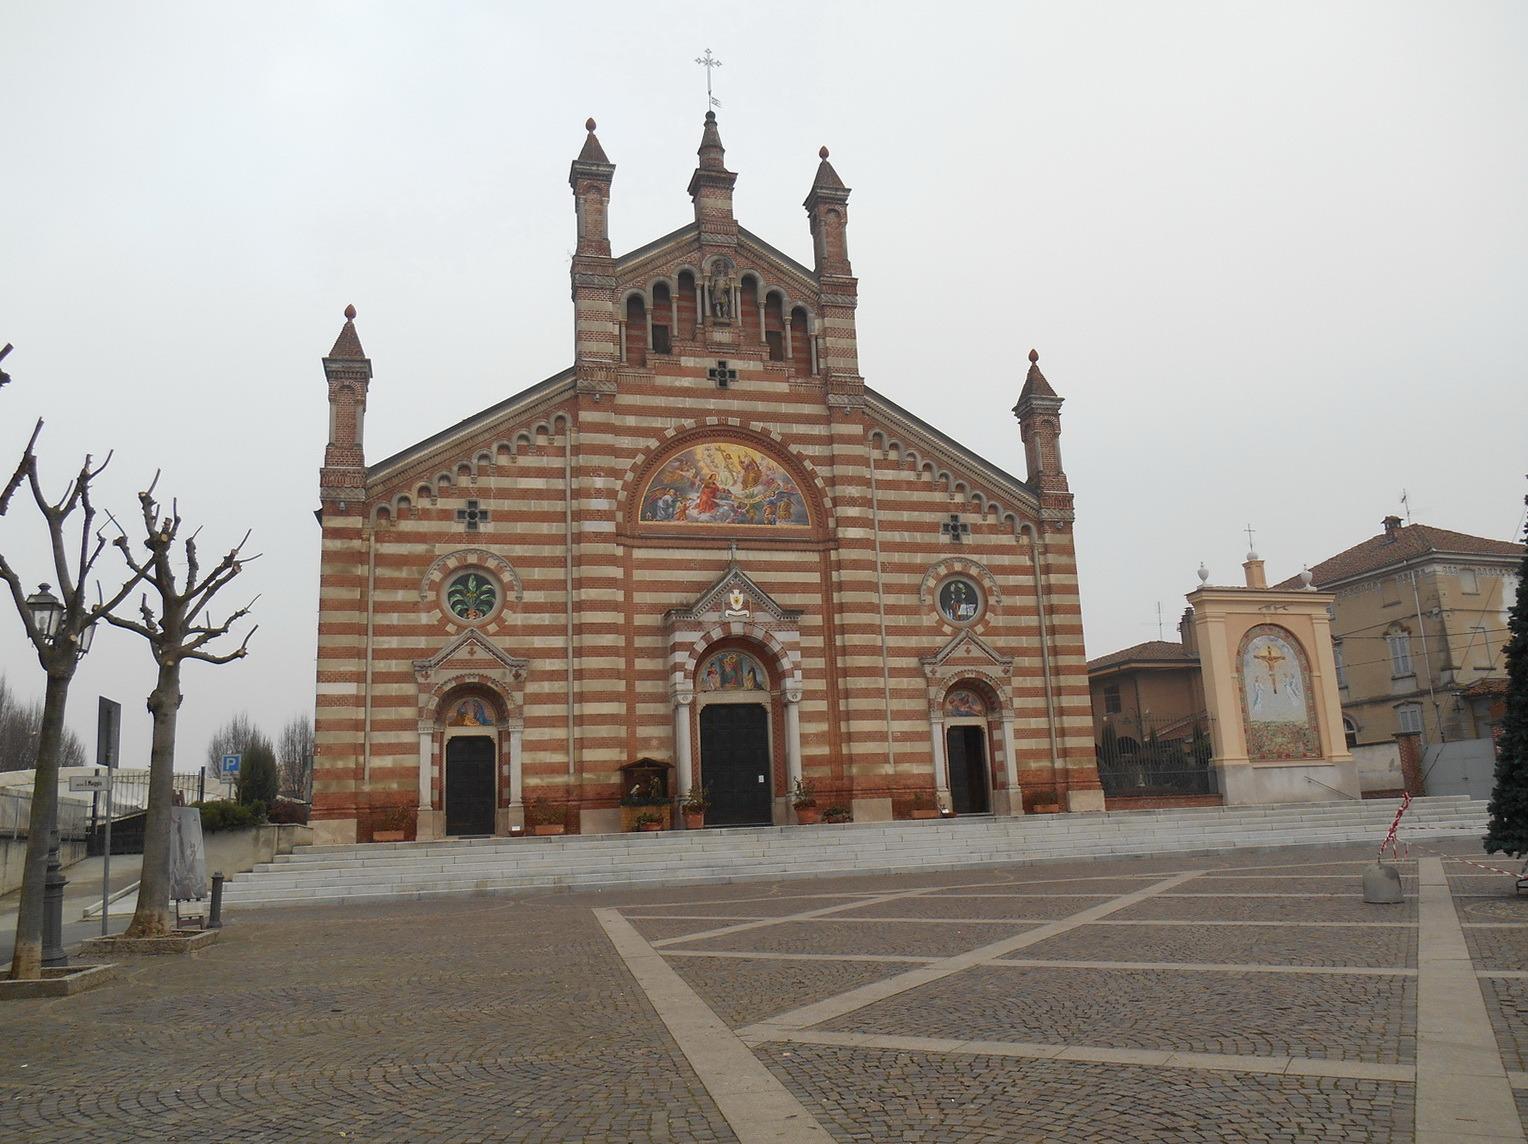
(680, 784), (710, 830)
(791, 778), (819, 825)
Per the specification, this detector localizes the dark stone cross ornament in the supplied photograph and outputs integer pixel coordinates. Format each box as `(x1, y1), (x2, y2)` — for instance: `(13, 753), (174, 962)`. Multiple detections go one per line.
(708, 360), (738, 388)
(457, 500), (491, 531)
(941, 514), (970, 543)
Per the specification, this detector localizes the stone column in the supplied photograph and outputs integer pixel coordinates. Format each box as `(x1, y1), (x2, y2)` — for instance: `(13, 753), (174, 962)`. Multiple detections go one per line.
(929, 715), (949, 798)
(673, 685), (695, 800)
(417, 724), (433, 808)
(784, 684), (804, 793)
(1001, 713), (1022, 813)
(508, 723), (524, 807)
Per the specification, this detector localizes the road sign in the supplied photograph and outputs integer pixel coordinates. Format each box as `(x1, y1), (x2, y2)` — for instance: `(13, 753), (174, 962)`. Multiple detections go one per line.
(221, 753), (241, 778)
(69, 775), (110, 792)
(97, 697), (121, 769)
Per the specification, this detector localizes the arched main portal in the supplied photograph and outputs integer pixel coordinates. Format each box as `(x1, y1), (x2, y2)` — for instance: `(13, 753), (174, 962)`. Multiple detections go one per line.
(695, 646), (777, 826)
(440, 689), (502, 837)
(943, 683), (997, 815)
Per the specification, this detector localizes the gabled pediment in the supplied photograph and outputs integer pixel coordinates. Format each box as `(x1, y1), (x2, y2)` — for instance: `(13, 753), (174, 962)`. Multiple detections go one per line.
(920, 631), (1013, 675)
(668, 561), (800, 625)
(413, 629), (529, 680)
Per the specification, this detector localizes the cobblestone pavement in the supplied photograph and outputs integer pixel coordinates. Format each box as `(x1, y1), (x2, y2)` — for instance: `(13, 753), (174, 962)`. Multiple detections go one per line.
(2, 837), (1523, 1141)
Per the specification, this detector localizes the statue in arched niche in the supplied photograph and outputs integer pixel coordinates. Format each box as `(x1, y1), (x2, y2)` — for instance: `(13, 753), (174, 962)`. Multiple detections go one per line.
(708, 259), (734, 320)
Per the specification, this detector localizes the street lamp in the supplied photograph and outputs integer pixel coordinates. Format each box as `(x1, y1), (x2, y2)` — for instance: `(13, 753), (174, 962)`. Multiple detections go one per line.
(25, 583), (62, 638)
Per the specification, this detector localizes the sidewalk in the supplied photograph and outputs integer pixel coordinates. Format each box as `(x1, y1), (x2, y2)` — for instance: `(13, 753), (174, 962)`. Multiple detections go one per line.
(0, 853), (145, 954)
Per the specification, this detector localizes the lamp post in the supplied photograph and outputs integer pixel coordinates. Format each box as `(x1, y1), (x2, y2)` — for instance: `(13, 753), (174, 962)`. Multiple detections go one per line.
(24, 583), (95, 968)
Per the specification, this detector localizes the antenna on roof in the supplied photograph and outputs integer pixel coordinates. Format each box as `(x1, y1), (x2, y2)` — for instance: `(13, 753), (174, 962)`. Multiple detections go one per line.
(1156, 601), (1164, 641)
(1400, 489), (1412, 525)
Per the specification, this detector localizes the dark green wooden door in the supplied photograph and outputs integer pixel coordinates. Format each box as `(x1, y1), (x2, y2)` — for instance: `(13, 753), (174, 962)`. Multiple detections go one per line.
(700, 704), (773, 826)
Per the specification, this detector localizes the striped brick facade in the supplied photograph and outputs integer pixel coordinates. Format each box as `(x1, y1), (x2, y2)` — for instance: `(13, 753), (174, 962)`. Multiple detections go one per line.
(310, 115), (1102, 845)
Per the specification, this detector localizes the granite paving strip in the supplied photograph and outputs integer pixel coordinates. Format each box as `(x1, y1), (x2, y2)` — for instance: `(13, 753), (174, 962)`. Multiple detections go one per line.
(1114, 893), (1421, 923)
(667, 919), (1040, 958)
(1415, 857), (1524, 1142)
(764, 1028), (1415, 1082)
(648, 885), (954, 948)
(596, 908), (830, 1143)
(739, 871), (1201, 1043)
(1093, 917), (1416, 927)
(831, 894), (1114, 920)
(663, 949), (938, 965)
(992, 957), (1415, 976)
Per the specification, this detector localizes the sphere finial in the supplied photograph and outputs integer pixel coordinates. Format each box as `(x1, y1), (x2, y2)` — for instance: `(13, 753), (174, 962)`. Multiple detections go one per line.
(1028, 348), (1039, 363)
(585, 117), (596, 133)
(343, 304), (356, 321)
(819, 145), (830, 160)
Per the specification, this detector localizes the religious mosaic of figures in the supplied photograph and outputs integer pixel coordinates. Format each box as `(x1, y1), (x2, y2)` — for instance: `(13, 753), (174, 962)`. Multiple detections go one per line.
(944, 688), (987, 718)
(446, 571), (497, 621)
(1238, 625), (1320, 759)
(448, 695), (496, 727)
(640, 442), (808, 527)
(938, 577), (982, 624)
(700, 650), (768, 692)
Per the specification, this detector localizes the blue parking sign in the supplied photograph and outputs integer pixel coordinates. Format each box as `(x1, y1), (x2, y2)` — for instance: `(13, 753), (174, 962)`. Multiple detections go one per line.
(221, 753), (241, 777)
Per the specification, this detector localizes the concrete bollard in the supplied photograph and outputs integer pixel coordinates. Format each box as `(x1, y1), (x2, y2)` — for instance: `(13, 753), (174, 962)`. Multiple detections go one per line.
(1362, 862), (1404, 904)
(208, 872), (225, 928)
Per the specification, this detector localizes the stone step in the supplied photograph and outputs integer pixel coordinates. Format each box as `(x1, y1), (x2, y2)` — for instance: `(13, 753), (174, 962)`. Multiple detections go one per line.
(222, 797), (1488, 908)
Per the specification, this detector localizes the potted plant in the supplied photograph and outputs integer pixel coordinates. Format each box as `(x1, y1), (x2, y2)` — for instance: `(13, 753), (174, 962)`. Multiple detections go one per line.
(634, 810), (664, 832)
(680, 784), (710, 830)
(372, 802), (412, 843)
(791, 778), (819, 825)
(821, 805), (853, 824)
(909, 789), (939, 820)
(527, 796), (566, 836)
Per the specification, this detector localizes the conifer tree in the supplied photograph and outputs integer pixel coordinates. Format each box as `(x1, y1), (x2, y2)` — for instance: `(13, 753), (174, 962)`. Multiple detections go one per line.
(1484, 497), (1528, 860)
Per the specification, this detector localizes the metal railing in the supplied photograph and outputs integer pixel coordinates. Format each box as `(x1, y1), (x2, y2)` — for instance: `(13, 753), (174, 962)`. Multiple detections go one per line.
(1096, 713), (1219, 798)
(1, 788), (92, 842)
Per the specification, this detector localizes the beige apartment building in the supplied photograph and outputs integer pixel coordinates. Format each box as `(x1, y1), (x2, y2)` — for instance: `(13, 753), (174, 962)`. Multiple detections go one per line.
(1277, 516), (1521, 748)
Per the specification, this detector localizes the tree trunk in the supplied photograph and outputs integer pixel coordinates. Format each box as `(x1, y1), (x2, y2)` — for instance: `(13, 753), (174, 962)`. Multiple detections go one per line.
(126, 661), (181, 939)
(8, 670), (71, 980)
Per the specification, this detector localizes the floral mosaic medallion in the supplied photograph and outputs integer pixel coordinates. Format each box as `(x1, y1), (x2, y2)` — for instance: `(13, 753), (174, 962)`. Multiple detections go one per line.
(446, 571), (497, 622)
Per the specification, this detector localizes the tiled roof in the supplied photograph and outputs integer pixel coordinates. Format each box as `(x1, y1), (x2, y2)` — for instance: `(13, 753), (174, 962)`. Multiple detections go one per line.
(1087, 640), (1198, 673)
(1273, 523), (1523, 589)
(1458, 677), (1508, 699)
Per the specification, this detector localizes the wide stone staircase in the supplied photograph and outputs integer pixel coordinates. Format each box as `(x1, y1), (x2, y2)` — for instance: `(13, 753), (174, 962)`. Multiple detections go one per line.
(219, 795), (1491, 910)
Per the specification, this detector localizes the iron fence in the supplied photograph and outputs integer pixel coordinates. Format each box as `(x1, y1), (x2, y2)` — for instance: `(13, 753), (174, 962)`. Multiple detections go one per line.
(0, 787), (92, 842)
(1096, 713), (1219, 798)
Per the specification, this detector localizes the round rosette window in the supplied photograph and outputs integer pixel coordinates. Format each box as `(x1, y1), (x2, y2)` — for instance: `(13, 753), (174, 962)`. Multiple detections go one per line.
(444, 570), (499, 623)
(937, 576), (984, 625)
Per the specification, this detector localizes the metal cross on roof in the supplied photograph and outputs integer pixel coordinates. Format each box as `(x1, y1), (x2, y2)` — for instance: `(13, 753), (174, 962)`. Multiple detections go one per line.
(708, 360), (738, 388)
(941, 514), (971, 543)
(457, 500), (491, 531)
(695, 48), (722, 109)
(1244, 523), (1257, 550)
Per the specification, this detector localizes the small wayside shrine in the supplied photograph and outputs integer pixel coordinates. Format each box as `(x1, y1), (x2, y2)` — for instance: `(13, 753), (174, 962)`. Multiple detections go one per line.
(309, 109), (1101, 844)
(1188, 544), (1358, 803)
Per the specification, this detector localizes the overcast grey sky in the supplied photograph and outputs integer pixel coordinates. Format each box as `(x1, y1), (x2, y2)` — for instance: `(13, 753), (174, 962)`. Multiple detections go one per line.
(2, 2), (1524, 772)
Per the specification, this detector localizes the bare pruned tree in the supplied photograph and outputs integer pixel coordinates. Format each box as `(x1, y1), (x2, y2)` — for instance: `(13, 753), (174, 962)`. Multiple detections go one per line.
(106, 476), (258, 938)
(277, 713), (314, 800)
(0, 422), (146, 979)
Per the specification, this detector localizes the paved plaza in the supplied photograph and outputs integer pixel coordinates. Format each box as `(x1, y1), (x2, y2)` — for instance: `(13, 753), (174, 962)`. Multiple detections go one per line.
(2, 837), (1525, 1142)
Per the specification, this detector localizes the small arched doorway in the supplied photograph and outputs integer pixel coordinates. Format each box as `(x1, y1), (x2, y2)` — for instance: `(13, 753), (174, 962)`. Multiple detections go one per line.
(943, 684), (994, 815)
(696, 646), (775, 826)
(442, 690), (500, 836)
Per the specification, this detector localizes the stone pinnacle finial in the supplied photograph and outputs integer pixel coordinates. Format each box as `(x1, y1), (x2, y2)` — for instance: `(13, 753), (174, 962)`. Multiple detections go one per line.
(1028, 348), (1039, 363)
(585, 117), (596, 132)
(344, 304), (356, 321)
(819, 145), (829, 159)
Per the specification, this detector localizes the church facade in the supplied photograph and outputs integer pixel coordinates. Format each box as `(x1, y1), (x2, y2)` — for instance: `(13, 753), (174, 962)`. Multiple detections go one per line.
(310, 113), (1101, 844)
